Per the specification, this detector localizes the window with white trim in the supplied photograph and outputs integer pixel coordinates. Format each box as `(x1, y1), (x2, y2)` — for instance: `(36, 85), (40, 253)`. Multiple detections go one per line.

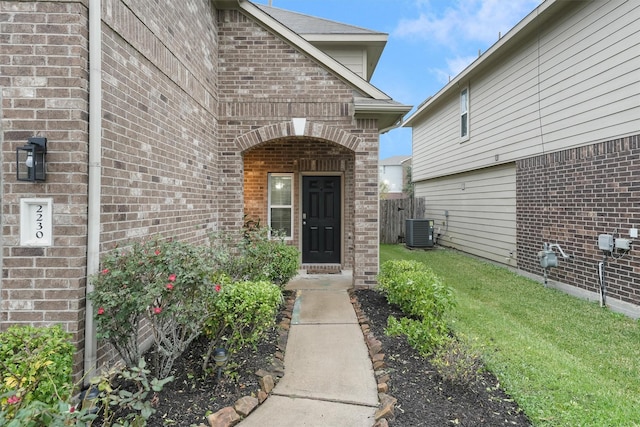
(460, 87), (469, 141)
(268, 173), (293, 239)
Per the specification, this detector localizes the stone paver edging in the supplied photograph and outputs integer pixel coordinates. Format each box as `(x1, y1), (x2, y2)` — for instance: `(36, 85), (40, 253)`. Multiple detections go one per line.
(203, 289), (396, 427)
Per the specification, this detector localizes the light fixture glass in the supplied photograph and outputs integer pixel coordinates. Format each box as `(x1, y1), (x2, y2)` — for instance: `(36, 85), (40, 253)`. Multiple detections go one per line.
(16, 137), (47, 182)
(213, 347), (229, 381)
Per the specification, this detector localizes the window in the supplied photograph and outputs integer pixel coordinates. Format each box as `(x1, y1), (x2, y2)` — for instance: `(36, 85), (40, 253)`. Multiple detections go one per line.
(268, 173), (293, 239)
(460, 87), (469, 141)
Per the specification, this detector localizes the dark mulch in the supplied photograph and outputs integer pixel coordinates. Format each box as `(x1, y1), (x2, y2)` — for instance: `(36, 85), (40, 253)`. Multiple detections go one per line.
(115, 289), (531, 426)
(354, 288), (531, 427)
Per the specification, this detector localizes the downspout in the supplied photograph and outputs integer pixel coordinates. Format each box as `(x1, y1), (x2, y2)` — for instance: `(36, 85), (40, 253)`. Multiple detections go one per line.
(84, 0), (102, 382)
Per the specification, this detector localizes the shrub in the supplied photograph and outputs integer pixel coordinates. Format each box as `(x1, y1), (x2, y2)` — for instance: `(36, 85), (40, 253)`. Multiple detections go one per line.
(386, 316), (451, 356)
(243, 229), (300, 286)
(0, 359), (171, 427)
(377, 259), (455, 355)
(431, 336), (484, 386)
(211, 227), (300, 287)
(0, 325), (74, 417)
(87, 358), (173, 426)
(377, 259), (455, 319)
(88, 238), (219, 378)
(0, 397), (92, 427)
(202, 278), (283, 372)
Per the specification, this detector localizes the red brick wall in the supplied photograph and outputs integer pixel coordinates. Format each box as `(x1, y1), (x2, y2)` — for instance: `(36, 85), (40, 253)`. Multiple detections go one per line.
(516, 135), (640, 307)
(99, 0), (218, 250)
(1, 0), (220, 373)
(1, 0), (90, 378)
(95, 0), (219, 367)
(244, 139), (356, 268)
(218, 9), (381, 285)
(1, 0), (383, 380)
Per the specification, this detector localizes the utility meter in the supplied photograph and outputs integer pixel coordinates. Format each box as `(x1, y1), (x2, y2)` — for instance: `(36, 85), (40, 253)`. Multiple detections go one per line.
(539, 250), (558, 268)
(598, 234), (614, 252)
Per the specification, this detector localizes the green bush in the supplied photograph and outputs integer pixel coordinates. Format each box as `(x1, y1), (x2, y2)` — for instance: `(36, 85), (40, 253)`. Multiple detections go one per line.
(202, 278), (283, 372)
(386, 316), (450, 356)
(0, 325), (74, 416)
(88, 358), (173, 426)
(377, 259), (454, 319)
(0, 398), (92, 427)
(211, 228), (300, 287)
(377, 259), (455, 355)
(88, 238), (219, 378)
(244, 229), (300, 286)
(431, 336), (484, 385)
(0, 359), (172, 427)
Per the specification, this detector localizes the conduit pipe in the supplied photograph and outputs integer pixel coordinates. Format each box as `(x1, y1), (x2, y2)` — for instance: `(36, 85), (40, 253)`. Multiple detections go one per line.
(84, 0), (102, 383)
(598, 259), (606, 307)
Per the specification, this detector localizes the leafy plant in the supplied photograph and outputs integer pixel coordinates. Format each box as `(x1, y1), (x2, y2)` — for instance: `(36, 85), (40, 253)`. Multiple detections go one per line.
(385, 316), (450, 356)
(243, 228), (300, 286)
(403, 166), (414, 198)
(377, 259), (455, 319)
(88, 358), (173, 426)
(0, 359), (172, 427)
(88, 238), (219, 378)
(211, 227), (300, 287)
(0, 324), (74, 416)
(0, 397), (96, 427)
(377, 259), (455, 355)
(381, 244), (640, 426)
(431, 336), (483, 385)
(202, 278), (283, 372)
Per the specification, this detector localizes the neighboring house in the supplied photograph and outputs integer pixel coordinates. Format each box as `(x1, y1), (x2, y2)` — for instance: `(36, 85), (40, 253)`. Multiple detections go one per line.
(379, 155), (411, 199)
(1, 0), (410, 377)
(404, 0), (640, 316)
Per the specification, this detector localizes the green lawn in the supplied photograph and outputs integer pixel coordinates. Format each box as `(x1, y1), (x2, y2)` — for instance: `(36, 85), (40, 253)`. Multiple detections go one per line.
(380, 244), (640, 427)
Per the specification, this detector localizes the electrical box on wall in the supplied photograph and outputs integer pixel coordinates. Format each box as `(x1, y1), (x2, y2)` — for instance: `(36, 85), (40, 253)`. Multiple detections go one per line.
(615, 238), (631, 251)
(598, 234), (614, 252)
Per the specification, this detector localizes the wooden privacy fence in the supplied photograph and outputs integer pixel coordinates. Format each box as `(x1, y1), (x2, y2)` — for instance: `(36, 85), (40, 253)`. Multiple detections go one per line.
(379, 197), (426, 244)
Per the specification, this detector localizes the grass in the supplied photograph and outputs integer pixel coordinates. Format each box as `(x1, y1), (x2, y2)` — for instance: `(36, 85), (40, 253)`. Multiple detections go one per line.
(380, 244), (640, 427)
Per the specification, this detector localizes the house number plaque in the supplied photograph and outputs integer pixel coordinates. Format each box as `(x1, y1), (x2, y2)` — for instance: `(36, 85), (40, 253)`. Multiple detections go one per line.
(20, 198), (53, 247)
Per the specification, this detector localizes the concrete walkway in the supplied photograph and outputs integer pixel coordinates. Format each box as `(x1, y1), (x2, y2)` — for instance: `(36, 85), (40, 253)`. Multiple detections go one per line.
(237, 272), (378, 427)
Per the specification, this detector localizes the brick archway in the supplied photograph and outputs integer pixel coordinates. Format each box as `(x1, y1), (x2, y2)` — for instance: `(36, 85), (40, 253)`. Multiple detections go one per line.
(235, 120), (362, 152)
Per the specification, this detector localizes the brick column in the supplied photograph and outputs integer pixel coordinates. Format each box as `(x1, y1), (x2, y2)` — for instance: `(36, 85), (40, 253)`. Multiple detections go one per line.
(353, 119), (380, 287)
(0, 1), (90, 378)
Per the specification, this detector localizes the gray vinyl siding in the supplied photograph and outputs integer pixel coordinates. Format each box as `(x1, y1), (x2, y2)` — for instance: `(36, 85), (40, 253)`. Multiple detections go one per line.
(415, 163), (517, 266)
(412, 0), (640, 183)
(322, 47), (366, 79)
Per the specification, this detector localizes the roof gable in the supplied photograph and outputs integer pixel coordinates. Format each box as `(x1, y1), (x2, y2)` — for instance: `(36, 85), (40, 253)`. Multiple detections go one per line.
(255, 5), (382, 36)
(255, 4), (387, 81)
(214, 0), (411, 131)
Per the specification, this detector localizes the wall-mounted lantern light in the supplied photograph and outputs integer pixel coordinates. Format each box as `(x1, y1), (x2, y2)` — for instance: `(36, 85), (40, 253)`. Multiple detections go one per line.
(17, 137), (47, 182)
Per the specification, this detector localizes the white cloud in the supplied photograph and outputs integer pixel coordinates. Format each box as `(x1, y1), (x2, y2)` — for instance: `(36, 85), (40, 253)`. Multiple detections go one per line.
(395, 0), (542, 85)
(430, 54), (478, 85)
(446, 55), (478, 76)
(394, 0), (542, 47)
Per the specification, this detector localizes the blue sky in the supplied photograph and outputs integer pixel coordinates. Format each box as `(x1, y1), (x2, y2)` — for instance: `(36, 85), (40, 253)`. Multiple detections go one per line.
(252, 0), (542, 159)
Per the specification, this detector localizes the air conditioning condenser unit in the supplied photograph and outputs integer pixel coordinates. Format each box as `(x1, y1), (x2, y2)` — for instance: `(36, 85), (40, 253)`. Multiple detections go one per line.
(405, 219), (435, 248)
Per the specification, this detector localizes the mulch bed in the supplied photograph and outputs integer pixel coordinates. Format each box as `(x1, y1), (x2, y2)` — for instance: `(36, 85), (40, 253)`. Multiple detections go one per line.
(116, 288), (531, 426)
(354, 288), (531, 426)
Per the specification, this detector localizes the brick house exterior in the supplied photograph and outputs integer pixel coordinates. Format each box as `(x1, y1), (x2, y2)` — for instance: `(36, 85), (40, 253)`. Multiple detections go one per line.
(517, 135), (640, 310)
(405, 0), (640, 318)
(1, 0), (409, 377)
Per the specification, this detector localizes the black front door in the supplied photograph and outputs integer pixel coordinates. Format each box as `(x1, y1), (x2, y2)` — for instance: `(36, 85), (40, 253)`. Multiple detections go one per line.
(302, 176), (341, 264)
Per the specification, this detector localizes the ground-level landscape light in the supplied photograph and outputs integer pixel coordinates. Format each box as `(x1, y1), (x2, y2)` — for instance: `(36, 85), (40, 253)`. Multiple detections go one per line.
(213, 348), (229, 381)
